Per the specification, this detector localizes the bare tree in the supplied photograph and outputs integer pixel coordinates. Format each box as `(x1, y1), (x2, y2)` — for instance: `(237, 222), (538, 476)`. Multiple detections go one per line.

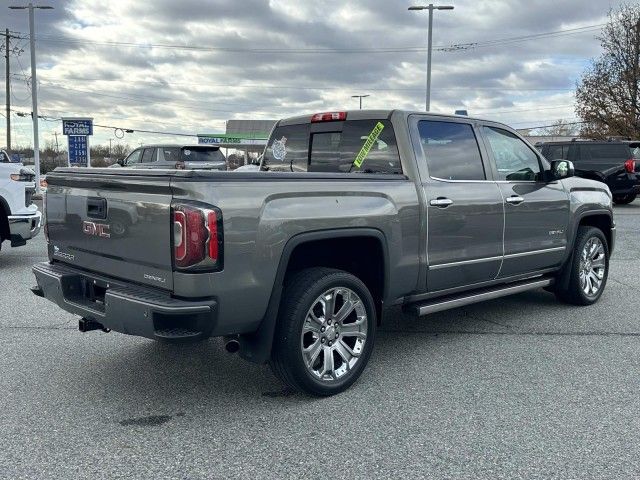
(576, 3), (640, 139)
(543, 119), (578, 136)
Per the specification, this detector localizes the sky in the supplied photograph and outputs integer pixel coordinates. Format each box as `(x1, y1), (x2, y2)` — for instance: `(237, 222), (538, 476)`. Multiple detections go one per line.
(0, 0), (627, 151)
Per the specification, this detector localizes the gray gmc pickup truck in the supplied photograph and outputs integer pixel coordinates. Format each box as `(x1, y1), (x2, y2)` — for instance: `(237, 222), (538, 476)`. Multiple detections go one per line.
(33, 110), (615, 396)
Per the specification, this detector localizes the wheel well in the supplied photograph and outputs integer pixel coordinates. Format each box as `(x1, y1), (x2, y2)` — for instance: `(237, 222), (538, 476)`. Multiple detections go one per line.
(579, 214), (612, 249)
(284, 236), (386, 321)
(0, 196), (10, 243)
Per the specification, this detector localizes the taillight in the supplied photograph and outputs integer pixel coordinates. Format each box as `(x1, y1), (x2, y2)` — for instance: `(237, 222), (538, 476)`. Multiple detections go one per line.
(311, 111), (347, 122)
(175, 161), (186, 170)
(173, 210), (187, 262)
(624, 158), (636, 173)
(207, 210), (219, 261)
(172, 203), (222, 270)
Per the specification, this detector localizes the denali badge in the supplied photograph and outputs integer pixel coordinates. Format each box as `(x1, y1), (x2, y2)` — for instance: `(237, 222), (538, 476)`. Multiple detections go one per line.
(144, 273), (166, 284)
(82, 221), (111, 238)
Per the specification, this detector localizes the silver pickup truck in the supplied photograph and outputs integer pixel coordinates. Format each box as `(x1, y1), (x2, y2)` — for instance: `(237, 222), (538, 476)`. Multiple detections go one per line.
(32, 110), (615, 396)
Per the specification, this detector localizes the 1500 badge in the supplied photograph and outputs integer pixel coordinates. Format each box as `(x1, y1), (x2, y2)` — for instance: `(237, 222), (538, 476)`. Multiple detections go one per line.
(82, 221), (111, 238)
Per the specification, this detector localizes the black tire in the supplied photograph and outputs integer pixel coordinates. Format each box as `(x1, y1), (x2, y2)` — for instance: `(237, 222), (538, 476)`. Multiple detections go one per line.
(613, 194), (636, 205)
(269, 267), (377, 396)
(555, 226), (609, 306)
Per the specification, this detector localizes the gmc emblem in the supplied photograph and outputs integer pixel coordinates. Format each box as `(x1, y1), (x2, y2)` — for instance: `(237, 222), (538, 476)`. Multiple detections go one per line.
(82, 221), (111, 238)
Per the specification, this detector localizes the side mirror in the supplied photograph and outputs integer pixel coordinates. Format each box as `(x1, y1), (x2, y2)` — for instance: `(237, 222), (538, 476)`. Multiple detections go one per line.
(116, 158), (125, 166)
(549, 159), (574, 180)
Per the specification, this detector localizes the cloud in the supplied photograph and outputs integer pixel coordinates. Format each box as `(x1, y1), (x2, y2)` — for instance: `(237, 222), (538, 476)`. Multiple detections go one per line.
(1, 0), (626, 149)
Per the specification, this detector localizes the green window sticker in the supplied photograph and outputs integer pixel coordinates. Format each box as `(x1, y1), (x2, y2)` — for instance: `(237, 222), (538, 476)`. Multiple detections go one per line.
(353, 121), (385, 169)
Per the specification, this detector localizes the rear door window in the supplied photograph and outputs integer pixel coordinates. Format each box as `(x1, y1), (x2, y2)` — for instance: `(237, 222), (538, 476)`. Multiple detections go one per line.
(417, 120), (485, 180)
(581, 144), (629, 160)
(141, 148), (156, 163)
(159, 147), (180, 163)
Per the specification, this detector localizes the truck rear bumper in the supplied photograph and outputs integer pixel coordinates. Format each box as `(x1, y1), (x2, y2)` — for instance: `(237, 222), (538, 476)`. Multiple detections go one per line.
(8, 210), (42, 246)
(32, 262), (218, 342)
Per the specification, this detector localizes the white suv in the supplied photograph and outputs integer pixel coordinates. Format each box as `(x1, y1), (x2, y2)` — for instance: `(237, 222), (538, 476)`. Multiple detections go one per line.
(0, 150), (42, 252)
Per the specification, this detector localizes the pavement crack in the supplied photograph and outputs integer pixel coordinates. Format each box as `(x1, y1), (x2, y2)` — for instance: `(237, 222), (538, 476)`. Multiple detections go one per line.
(461, 309), (512, 329)
(610, 278), (636, 289)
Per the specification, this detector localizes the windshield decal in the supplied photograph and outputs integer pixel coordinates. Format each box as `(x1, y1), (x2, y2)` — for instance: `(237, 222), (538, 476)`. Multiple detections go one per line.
(353, 122), (385, 169)
(272, 136), (288, 161)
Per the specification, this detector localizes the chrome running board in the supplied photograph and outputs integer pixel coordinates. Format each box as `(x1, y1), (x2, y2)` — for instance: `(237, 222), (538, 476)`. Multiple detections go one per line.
(414, 277), (554, 316)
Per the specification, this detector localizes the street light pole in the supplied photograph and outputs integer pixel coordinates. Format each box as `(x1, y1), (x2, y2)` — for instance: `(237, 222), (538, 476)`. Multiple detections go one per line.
(409, 4), (454, 112)
(4, 29), (11, 155)
(351, 94), (370, 110)
(9, 3), (53, 193)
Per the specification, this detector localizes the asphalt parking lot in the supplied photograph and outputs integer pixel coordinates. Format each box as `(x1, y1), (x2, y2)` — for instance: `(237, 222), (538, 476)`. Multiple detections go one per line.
(1, 202), (640, 479)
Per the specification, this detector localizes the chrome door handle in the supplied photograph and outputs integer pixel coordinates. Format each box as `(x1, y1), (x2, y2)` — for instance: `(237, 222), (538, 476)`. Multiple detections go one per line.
(505, 196), (524, 204)
(430, 198), (453, 207)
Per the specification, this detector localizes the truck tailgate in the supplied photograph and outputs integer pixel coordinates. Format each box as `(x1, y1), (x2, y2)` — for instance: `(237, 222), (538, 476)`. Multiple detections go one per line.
(45, 169), (174, 290)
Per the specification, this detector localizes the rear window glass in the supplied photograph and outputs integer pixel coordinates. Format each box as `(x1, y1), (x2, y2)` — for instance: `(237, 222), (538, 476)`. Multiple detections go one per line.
(261, 120), (401, 174)
(262, 124), (310, 172)
(418, 120), (485, 180)
(582, 144), (629, 159)
(181, 147), (225, 163)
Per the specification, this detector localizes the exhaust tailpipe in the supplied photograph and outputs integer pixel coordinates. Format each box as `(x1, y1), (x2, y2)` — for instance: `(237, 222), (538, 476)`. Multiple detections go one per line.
(223, 335), (240, 353)
(79, 318), (111, 333)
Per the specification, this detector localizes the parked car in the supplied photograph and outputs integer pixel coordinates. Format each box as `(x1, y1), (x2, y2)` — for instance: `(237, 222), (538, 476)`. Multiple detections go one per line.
(33, 110), (615, 396)
(0, 150), (42, 253)
(539, 140), (640, 204)
(113, 144), (227, 170)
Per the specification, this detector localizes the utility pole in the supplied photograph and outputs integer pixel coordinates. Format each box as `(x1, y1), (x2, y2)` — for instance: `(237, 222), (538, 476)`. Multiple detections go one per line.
(109, 138), (112, 158)
(351, 94), (370, 110)
(9, 3), (53, 193)
(408, 4), (454, 111)
(52, 130), (59, 155)
(4, 28), (10, 154)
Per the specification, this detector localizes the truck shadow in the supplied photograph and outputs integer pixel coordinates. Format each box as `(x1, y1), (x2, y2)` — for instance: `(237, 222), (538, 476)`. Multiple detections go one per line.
(67, 289), (577, 414)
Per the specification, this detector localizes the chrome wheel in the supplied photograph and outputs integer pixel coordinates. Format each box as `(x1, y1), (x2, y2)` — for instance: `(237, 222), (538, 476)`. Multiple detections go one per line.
(579, 236), (606, 297)
(300, 287), (368, 382)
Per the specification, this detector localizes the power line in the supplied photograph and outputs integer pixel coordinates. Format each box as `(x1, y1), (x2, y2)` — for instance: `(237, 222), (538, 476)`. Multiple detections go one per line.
(9, 23), (605, 55)
(474, 104), (575, 115)
(10, 73), (574, 93)
(444, 24), (604, 51)
(8, 107), (211, 138)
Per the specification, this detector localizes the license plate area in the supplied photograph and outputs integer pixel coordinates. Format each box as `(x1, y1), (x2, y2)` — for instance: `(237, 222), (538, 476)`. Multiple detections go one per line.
(60, 275), (110, 313)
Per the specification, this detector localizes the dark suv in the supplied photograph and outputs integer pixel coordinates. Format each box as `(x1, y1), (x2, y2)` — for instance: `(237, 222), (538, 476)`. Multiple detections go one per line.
(539, 140), (640, 204)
